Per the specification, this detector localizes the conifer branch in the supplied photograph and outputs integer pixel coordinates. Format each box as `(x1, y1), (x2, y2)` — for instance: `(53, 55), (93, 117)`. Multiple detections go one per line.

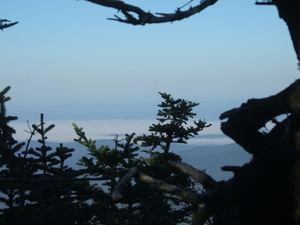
(0, 176), (107, 183)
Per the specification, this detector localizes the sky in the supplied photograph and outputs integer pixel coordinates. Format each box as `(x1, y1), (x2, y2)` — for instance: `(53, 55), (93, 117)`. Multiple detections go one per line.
(1, 0), (300, 142)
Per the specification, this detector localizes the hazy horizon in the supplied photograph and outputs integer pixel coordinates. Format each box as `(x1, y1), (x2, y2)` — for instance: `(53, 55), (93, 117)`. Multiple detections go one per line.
(7, 98), (241, 144)
(11, 117), (232, 145)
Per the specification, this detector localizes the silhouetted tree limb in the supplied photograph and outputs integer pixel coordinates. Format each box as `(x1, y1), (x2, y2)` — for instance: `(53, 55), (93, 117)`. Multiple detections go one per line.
(0, 176), (108, 183)
(256, 0), (300, 62)
(0, 19), (18, 30)
(87, 0), (218, 25)
(112, 167), (138, 200)
(168, 160), (218, 190)
(220, 78), (300, 156)
(86, 0), (300, 63)
(112, 166), (209, 204)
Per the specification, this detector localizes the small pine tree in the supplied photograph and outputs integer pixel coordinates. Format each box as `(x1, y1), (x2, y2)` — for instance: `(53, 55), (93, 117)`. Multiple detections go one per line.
(0, 86), (28, 225)
(23, 114), (92, 225)
(0, 87), (93, 225)
(135, 92), (211, 224)
(73, 92), (210, 225)
(73, 123), (123, 224)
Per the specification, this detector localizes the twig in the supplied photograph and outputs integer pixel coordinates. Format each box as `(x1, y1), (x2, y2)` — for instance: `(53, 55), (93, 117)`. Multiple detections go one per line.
(255, 1), (275, 5)
(112, 166), (208, 203)
(22, 121), (41, 162)
(179, 0), (195, 10)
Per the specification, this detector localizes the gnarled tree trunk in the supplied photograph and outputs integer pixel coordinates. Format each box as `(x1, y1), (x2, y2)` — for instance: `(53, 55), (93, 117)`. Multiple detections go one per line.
(208, 79), (300, 225)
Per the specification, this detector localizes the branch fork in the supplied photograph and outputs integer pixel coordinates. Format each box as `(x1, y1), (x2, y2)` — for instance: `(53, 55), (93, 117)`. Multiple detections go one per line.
(87, 0), (218, 25)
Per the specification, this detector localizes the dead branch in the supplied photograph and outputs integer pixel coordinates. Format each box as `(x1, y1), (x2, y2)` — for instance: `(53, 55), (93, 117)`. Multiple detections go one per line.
(112, 165), (210, 203)
(255, 1), (276, 5)
(168, 160), (219, 190)
(138, 172), (204, 204)
(112, 167), (138, 200)
(86, 0), (300, 64)
(0, 19), (18, 30)
(87, 0), (218, 25)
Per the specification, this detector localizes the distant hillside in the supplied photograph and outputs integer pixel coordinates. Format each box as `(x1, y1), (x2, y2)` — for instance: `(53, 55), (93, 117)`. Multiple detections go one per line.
(23, 139), (251, 182)
(176, 144), (251, 181)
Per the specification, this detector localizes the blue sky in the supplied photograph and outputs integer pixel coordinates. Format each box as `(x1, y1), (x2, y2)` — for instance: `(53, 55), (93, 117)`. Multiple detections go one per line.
(1, 0), (299, 110)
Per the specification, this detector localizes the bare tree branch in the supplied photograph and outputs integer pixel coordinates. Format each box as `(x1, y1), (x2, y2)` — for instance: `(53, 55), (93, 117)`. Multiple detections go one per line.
(168, 160), (219, 190)
(86, 0), (218, 25)
(0, 176), (107, 183)
(112, 165), (209, 203)
(0, 19), (18, 30)
(255, 1), (276, 5)
(138, 172), (204, 203)
(86, 0), (300, 64)
(112, 167), (138, 200)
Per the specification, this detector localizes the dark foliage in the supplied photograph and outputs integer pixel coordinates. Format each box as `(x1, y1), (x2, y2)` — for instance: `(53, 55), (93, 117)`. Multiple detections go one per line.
(0, 88), (210, 224)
